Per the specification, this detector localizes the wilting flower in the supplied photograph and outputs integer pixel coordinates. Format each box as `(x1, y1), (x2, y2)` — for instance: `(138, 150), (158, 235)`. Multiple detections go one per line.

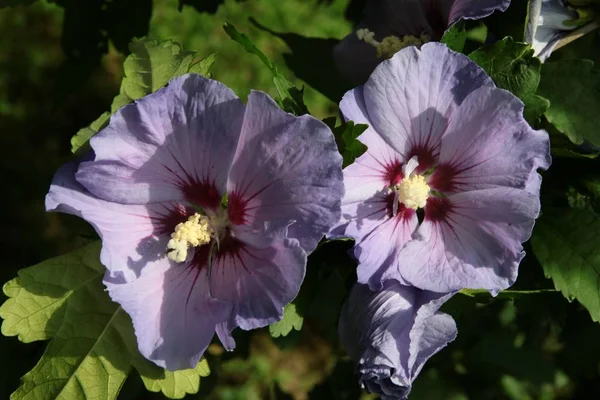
(526, 0), (598, 61)
(339, 282), (457, 399)
(332, 43), (551, 293)
(46, 74), (344, 370)
(334, 0), (511, 84)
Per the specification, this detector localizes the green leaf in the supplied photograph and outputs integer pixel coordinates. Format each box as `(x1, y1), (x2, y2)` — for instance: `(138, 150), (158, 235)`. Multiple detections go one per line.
(113, 39), (216, 112)
(1, 242), (106, 343)
(332, 121), (368, 168)
(538, 59), (600, 147)
(549, 133), (600, 159)
(71, 111), (111, 156)
(567, 175), (600, 213)
(268, 303), (304, 338)
(70, 38), (217, 155)
(0, 0), (37, 6)
(531, 208), (600, 321)
(134, 358), (210, 399)
(441, 22), (467, 53)
(188, 52), (217, 76)
(469, 37), (549, 124)
(0, 243), (208, 399)
(223, 22), (308, 116)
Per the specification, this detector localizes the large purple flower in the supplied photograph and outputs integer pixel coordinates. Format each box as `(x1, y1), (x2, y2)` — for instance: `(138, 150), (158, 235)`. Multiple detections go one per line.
(339, 282), (456, 400)
(45, 74), (344, 370)
(334, 0), (511, 84)
(332, 43), (551, 293)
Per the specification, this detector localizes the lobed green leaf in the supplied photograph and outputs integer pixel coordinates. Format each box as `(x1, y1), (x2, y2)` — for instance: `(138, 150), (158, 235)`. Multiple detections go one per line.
(332, 121), (368, 168)
(441, 22), (467, 53)
(269, 303), (304, 338)
(71, 38), (217, 155)
(1, 243), (208, 399)
(469, 37), (549, 124)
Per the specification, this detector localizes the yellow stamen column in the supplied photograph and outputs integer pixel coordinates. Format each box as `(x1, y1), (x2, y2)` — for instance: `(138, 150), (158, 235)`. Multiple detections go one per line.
(167, 214), (214, 262)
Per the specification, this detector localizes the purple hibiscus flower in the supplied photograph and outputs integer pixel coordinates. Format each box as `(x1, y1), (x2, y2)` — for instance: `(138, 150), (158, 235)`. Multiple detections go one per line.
(334, 0), (511, 84)
(332, 43), (551, 293)
(46, 74), (344, 370)
(339, 282), (456, 399)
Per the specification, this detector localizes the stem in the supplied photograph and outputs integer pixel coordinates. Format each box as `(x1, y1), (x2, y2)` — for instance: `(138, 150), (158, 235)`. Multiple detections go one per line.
(460, 288), (559, 298)
(553, 21), (599, 52)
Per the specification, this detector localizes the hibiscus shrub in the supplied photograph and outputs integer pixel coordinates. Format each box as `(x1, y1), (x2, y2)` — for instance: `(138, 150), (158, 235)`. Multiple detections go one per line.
(2, 0), (600, 399)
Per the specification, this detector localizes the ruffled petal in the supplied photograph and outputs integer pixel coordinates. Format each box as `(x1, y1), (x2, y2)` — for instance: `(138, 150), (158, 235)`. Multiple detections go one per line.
(339, 283), (456, 399)
(332, 90), (405, 236)
(77, 74), (245, 206)
(46, 161), (188, 281)
(430, 86), (551, 195)
(329, 113), (417, 290)
(207, 226), (306, 330)
(227, 91), (343, 253)
(533, 27), (563, 61)
(340, 87), (405, 178)
(104, 258), (232, 371)
(407, 295), (457, 378)
(350, 202), (418, 290)
(363, 43), (494, 161)
(447, 0), (510, 25)
(399, 188), (540, 292)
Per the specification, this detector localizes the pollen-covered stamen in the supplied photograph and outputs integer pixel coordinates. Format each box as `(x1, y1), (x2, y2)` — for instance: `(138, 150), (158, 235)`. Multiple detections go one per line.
(167, 213), (214, 263)
(392, 156), (430, 212)
(356, 29), (431, 59)
(396, 175), (430, 209)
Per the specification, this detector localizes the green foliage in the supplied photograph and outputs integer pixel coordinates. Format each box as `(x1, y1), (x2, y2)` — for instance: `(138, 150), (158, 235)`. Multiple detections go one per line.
(70, 111), (111, 157)
(566, 174), (600, 212)
(548, 128), (600, 159)
(469, 37), (550, 124)
(112, 38), (215, 111)
(134, 359), (210, 399)
(531, 209), (600, 321)
(269, 303), (304, 338)
(441, 22), (467, 53)
(223, 22), (308, 115)
(6, 0), (600, 398)
(0, 0), (37, 6)
(325, 118), (368, 168)
(538, 59), (600, 147)
(548, 27), (600, 65)
(71, 38), (217, 155)
(0, 242), (209, 399)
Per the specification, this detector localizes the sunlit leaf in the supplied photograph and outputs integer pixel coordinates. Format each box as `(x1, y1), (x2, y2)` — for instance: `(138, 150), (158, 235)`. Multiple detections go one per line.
(70, 38), (217, 155)
(70, 112), (111, 156)
(332, 120), (368, 168)
(441, 21), (467, 53)
(469, 37), (549, 124)
(269, 303), (304, 338)
(0, 243), (208, 399)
